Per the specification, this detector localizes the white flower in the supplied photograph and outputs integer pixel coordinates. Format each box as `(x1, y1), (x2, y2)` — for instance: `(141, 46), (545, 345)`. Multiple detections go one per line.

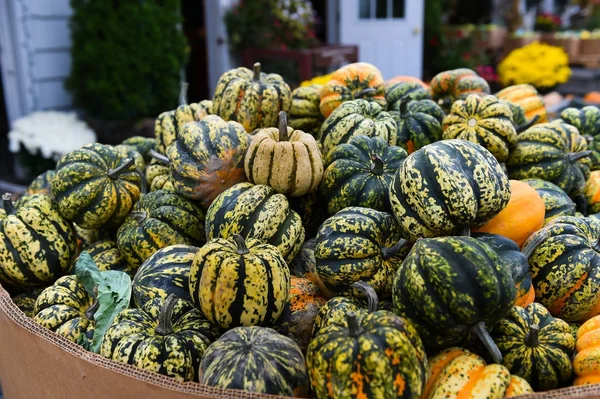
(8, 111), (97, 160)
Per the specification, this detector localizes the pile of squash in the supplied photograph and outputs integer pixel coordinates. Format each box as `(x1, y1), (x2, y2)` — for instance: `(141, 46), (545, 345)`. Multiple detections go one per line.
(3, 61), (600, 399)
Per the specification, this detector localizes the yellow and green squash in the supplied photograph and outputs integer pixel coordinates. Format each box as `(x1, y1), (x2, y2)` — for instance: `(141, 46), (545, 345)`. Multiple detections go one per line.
(388, 97), (445, 154)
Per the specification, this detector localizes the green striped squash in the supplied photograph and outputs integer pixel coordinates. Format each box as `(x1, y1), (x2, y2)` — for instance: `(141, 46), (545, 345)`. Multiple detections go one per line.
(389, 98), (445, 154)
(114, 144), (145, 171)
(165, 115), (250, 209)
(33, 275), (96, 343)
(443, 94), (517, 163)
(116, 190), (205, 269)
(315, 207), (407, 298)
(389, 139), (511, 240)
(307, 310), (427, 399)
(522, 178), (576, 224)
(205, 182), (305, 263)
(132, 244), (198, 307)
(491, 302), (575, 391)
(154, 83), (212, 154)
(502, 99), (527, 127)
(385, 81), (432, 110)
(244, 112), (323, 197)
(319, 135), (407, 215)
(288, 84), (324, 135)
(522, 216), (600, 322)
(507, 122), (592, 199)
(189, 235), (290, 329)
(212, 63), (292, 132)
(101, 295), (216, 382)
(75, 240), (132, 275)
(11, 288), (43, 317)
(73, 223), (106, 252)
(145, 160), (176, 193)
(51, 143), (143, 229)
(121, 136), (157, 163)
(431, 68), (490, 112)
(561, 106), (600, 170)
(318, 99), (397, 162)
(26, 170), (56, 196)
(199, 326), (309, 396)
(393, 236), (516, 361)
(0, 194), (76, 288)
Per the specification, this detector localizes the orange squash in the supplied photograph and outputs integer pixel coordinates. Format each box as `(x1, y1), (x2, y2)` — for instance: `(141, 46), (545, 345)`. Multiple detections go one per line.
(473, 180), (545, 247)
(319, 62), (386, 118)
(573, 315), (600, 385)
(584, 91), (600, 104)
(585, 171), (600, 214)
(386, 76), (431, 91)
(422, 347), (533, 399)
(496, 84), (548, 123)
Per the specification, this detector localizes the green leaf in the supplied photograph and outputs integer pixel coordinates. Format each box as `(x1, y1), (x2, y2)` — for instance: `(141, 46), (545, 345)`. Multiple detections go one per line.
(74, 252), (132, 354)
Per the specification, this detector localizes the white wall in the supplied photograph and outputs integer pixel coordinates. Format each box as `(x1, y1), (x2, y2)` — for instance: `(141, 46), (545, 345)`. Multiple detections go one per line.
(0, 0), (73, 126)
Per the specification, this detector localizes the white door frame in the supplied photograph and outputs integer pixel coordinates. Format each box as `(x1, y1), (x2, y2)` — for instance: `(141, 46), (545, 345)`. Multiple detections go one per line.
(204, 0), (239, 97)
(0, 0), (26, 126)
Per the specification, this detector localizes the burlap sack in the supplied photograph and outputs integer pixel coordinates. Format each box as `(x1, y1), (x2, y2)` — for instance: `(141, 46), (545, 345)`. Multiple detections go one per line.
(1, 283), (600, 399)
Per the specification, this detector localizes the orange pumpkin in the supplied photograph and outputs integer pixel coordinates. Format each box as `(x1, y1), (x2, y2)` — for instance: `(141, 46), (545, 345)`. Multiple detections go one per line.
(422, 347), (533, 399)
(585, 171), (600, 214)
(319, 62), (386, 118)
(584, 91), (600, 104)
(473, 180), (545, 247)
(573, 315), (600, 385)
(496, 84), (548, 123)
(386, 76), (431, 91)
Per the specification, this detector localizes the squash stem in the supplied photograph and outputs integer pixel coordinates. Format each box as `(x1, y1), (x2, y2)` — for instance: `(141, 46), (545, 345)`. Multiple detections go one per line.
(350, 280), (378, 312)
(461, 226), (471, 237)
(84, 299), (100, 321)
(108, 158), (135, 179)
(516, 114), (540, 133)
(233, 234), (250, 255)
(278, 111), (289, 141)
(149, 150), (171, 165)
(567, 150), (592, 163)
(381, 238), (408, 259)
(130, 211), (147, 224)
(2, 193), (15, 215)
(399, 97), (412, 118)
(155, 294), (177, 336)
(584, 135), (594, 145)
(521, 230), (549, 259)
(136, 167), (148, 195)
(354, 87), (377, 99)
(370, 154), (384, 176)
(346, 311), (364, 337)
(178, 81), (189, 106)
(252, 62), (261, 81)
(526, 324), (540, 347)
(470, 321), (503, 364)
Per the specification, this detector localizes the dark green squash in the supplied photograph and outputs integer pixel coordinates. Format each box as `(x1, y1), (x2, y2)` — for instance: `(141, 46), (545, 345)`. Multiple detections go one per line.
(199, 326), (309, 397)
(319, 135), (407, 215)
(522, 216), (600, 322)
(507, 122), (592, 201)
(132, 244), (198, 307)
(11, 288), (44, 317)
(165, 115), (250, 209)
(315, 207), (409, 299)
(116, 190), (205, 269)
(561, 106), (600, 170)
(75, 240), (132, 275)
(389, 139), (511, 240)
(26, 170), (56, 196)
(189, 234), (290, 329)
(51, 143), (143, 229)
(472, 232), (536, 308)
(491, 302), (575, 391)
(205, 182), (305, 263)
(121, 136), (157, 163)
(522, 178), (576, 224)
(145, 159), (176, 193)
(389, 98), (445, 153)
(212, 62), (292, 132)
(393, 236), (516, 362)
(442, 94), (517, 163)
(318, 99), (397, 162)
(307, 310), (427, 399)
(385, 80), (432, 110)
(288, 84), (324, 135)
(0, 194), (77, 288)
(33, 275), (97, 343)
(101, 294), (216, 382)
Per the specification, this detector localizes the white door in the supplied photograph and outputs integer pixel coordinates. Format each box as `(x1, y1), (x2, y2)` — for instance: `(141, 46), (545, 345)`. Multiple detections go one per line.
(338, 0), (424, 80)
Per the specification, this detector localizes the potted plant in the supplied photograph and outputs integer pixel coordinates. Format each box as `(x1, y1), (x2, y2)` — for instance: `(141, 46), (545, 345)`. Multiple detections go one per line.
(66, 0), (188, 144)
